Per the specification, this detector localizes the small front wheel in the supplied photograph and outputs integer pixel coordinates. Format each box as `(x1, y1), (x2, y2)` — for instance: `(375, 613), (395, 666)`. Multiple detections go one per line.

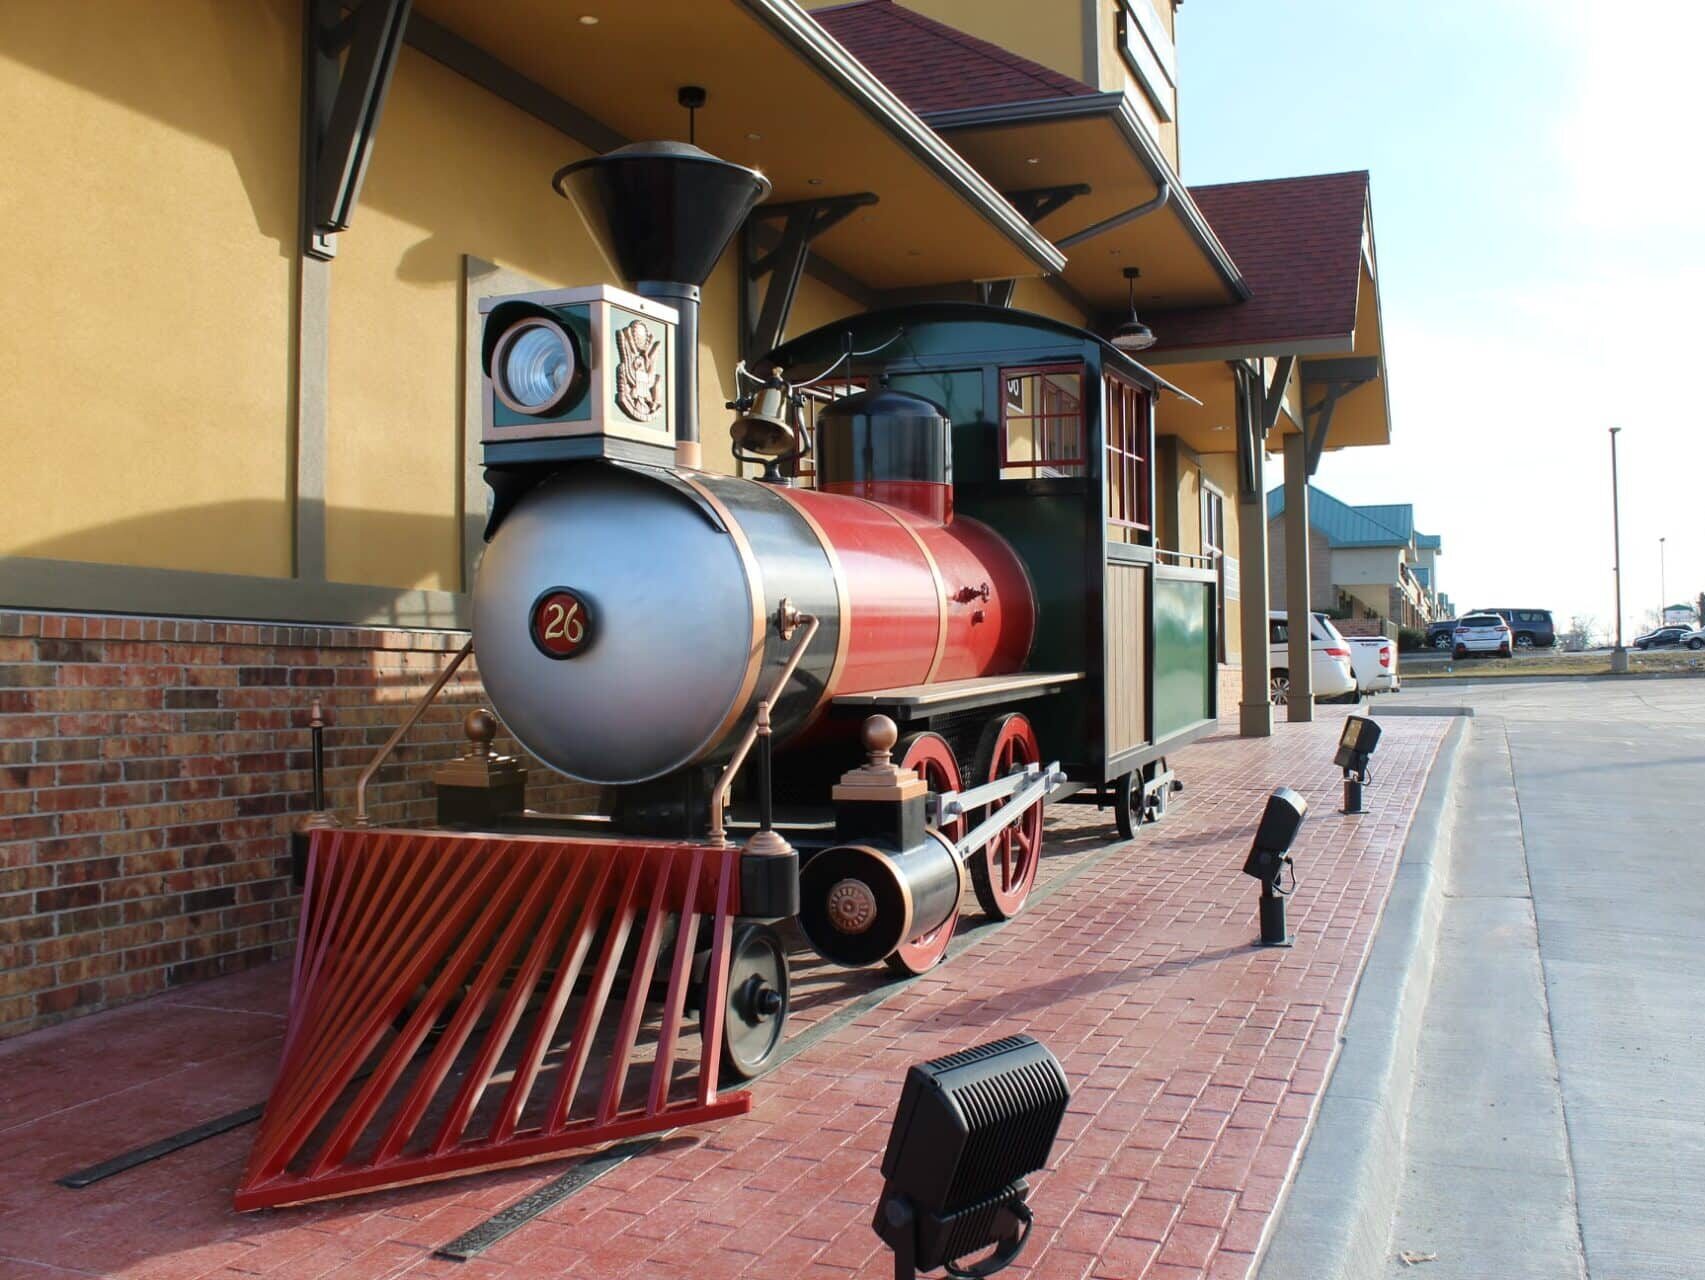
(1689, 638), (1703, 651)
(1113, 771), (1140, 841)
(720, 923), (789, 1081)
(1270, 670), (1290, 706)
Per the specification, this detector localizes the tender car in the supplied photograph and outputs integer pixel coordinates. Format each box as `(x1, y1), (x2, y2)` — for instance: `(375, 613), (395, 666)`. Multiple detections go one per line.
(1426, 619), (1457, 650)
(1269, 611), (1358, 704)
(1634, 624), (1693, 650)
(1453, 612), (1513, 658)
(1346, 633), (1400, 694)
(1475, 607), (1557, 648)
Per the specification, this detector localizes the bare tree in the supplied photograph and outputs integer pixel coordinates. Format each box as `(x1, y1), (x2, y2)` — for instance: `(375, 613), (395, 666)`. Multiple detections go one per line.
(1562, 614), (1601, 651)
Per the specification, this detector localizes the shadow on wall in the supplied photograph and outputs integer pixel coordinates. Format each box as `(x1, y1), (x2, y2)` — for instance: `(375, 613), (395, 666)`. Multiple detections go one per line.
(5, 501), (481, 609)
(0, 1), (614, 285)
(2, 1), (303, 259)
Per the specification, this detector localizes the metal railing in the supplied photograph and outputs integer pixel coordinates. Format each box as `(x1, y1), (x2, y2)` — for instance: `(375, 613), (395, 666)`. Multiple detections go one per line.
(1155, 548), (1218, 571)
(708, 605), (819, 847)
(354, 638), (475, 826)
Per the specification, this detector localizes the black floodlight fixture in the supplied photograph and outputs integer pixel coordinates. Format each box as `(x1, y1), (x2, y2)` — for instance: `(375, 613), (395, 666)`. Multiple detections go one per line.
(1110, 267), (1157, 352)
(1334, 714), (1382, 813)
(873, 1035), (1070, 1280)
(1241, 786), (1307, 947)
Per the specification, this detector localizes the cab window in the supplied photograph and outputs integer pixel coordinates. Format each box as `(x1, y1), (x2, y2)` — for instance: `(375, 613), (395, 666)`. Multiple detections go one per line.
(999, 366), (1085, 479)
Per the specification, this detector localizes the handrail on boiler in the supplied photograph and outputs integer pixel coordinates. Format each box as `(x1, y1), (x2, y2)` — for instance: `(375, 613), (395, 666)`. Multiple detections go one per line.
(354, 638), (476, 826)
(709, 603), (819, 847)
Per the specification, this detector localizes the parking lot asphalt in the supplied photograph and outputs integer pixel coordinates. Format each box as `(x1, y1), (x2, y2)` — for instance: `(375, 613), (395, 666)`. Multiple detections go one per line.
(1373, 675), (1705, 1279)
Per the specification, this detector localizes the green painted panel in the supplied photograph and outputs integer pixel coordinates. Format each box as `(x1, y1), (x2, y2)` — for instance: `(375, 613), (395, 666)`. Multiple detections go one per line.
(1153, 577), (1213, 738)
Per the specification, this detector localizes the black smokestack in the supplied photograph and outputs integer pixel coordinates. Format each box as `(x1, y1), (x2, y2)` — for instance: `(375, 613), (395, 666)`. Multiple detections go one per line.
(554, 141), (771, 462)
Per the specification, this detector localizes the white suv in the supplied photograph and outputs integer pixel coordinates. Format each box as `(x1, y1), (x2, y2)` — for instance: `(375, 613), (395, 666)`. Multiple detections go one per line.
(1268, 612), (1358, 704)
(1453, 612), (1513, 658)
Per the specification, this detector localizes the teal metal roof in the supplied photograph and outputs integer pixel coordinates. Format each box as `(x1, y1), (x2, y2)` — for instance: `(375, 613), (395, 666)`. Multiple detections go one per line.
(1415, 531), (1441, 550)
(1267, 484), (1415, 549)
(1413, 565), (1432, 588)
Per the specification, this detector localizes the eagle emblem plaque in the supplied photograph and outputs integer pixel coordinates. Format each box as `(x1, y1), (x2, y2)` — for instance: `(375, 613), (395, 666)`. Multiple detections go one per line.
(616, 319), (665, 422)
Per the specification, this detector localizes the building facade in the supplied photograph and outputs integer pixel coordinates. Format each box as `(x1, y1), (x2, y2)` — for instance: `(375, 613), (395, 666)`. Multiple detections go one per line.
(0, 0), (1396, 1036)
(1267, 485), (1443, 632)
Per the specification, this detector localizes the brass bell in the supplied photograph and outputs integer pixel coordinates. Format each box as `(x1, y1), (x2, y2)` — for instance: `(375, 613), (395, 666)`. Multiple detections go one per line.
(730, 377), (802, 458)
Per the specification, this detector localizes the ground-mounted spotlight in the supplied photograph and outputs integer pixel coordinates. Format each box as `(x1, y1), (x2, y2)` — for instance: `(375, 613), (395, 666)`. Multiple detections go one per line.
(1334, 714), (1382, 814)
(1241, 786), (1308, 947)
(873, 1035), (1070, 1279)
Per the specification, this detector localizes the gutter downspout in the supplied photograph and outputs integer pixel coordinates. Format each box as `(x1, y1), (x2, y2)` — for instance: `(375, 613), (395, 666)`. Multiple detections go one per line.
(1055, 178), (1171, 250)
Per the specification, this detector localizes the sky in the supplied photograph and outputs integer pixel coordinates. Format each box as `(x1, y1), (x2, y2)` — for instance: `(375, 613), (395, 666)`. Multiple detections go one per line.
(1174, 1), (1705, 635)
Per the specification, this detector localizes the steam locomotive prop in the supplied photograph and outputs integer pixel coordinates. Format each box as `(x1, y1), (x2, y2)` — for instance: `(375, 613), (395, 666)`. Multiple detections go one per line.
(235, 141), (1219, 1209)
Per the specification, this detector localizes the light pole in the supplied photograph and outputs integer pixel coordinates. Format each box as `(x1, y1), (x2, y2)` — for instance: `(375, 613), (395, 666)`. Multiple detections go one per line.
(1659, 536), (1667, 623)
(1610, 427), (1629, 673)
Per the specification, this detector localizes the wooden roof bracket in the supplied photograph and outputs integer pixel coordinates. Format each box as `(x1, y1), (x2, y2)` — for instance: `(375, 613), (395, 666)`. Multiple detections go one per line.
(302, 0), (412, 260)
(977, 184), (1093, 309)
(741, 193), (880, 362)
(1301, 355), (1379, 475)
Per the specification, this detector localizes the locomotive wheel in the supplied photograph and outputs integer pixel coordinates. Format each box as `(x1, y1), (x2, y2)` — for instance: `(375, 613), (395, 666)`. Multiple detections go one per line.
(969, 713), (1043, 920)
(720, 923), (789, 1081)
(1113, 771), (1141, 841)
(885, 733), (965, 977)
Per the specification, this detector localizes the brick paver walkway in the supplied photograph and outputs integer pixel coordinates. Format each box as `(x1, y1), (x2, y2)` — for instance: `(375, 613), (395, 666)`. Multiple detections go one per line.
(0, 710), (1447, 1279)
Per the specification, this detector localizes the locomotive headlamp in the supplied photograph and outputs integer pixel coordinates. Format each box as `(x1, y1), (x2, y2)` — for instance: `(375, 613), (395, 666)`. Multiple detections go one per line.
(1241, 786), (1308, 947)
(492, 315), (580, 415)
(874, 1035), (1069, 1280)
(1334, 715), (1381, 813)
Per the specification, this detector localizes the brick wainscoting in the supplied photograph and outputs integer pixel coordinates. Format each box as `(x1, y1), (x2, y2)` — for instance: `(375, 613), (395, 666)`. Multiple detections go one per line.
(0, 610), (585, 1040)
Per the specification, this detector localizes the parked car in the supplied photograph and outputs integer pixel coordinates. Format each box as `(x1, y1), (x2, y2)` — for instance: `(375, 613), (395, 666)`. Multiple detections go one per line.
(1346, 634), (1400, 694)
(1688, 628), (1705, 651)
(1453, 612), (1513, 658)
(1474, 607), (1557, 648)
(1634, 624), (1694, 650)
(1426, 619), (1458, 650)
(1268, 611), (1358, 704)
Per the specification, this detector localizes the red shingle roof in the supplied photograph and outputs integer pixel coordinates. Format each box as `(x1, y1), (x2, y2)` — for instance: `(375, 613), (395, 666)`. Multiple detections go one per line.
(1148, 171), (1370, 352)
(812, 0), (1095, 115)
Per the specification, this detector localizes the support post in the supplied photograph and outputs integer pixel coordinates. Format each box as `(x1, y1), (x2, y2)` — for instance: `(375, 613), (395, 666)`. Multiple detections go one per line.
(1282, 433), (1314, 721)
(1234, 365), (1273, 738)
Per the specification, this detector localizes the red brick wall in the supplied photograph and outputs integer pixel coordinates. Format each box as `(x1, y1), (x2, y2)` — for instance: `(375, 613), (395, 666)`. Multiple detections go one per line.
(0, 609), (585, 1040)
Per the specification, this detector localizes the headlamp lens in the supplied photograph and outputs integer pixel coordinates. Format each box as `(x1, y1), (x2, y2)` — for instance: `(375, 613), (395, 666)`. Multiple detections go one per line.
(501, 323), (573, 411)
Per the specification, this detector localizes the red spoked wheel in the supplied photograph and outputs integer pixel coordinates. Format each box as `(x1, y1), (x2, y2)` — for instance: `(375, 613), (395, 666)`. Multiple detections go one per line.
(885, 732), (965, 977)
(969, 713), (1043, 920)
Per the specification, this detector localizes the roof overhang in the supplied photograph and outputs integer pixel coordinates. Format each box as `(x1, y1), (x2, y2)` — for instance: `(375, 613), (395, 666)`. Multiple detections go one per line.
(1146, 196), (1391, 456)
(408, 0), (1064, 291)
(925, 93), (1247, 309)
(1149, 361), (1243, 456)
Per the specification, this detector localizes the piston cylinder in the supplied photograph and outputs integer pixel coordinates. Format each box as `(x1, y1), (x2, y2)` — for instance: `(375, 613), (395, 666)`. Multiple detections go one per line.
(799, 832), (962, 967)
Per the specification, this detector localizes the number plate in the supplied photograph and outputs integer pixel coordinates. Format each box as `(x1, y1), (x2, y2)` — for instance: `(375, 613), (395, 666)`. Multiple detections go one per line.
(530, 588), (593, 659)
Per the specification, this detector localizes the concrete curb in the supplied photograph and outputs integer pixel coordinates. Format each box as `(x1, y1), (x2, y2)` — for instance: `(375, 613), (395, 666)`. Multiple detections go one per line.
(1256, 714), (1470, 1280)
(1404, 669), (1704, 687)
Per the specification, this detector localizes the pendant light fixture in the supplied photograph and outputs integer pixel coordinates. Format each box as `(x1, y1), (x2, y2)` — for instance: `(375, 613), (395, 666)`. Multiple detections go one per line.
(1110, 266), (1156, 352)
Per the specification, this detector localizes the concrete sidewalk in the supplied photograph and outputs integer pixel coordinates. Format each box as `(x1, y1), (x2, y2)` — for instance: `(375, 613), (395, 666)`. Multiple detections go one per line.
(1268, 675), (1705, 1280)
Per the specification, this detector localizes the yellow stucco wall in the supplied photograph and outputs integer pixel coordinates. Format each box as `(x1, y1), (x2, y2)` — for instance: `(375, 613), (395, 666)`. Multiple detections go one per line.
(1010, 277), (1089, 328)
(1094, 1), (1179, 168)
(325, 46), (622, 591)
(1200, 452), (1241, 662)
(0, 0), (299, 577)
